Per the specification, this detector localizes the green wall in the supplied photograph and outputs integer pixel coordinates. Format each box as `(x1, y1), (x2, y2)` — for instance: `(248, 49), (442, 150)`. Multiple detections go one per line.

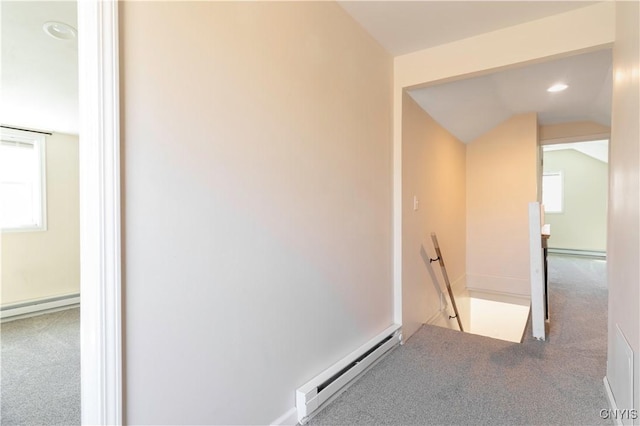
(543, 148), (607, 251)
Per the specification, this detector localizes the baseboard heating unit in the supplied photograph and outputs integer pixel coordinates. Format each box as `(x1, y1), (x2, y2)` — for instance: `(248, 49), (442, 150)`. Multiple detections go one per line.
(296, 324), (401, 424)
(1, 293), (80, 322)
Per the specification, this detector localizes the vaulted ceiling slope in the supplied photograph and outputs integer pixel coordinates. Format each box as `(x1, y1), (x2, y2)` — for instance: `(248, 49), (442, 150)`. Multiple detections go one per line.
(337, 1), (598, 56)
(545, 140), (609, 164)
(408, 49), (612, 144)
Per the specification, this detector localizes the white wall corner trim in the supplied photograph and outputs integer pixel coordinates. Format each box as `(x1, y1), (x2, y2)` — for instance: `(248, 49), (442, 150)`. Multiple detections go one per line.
(528, 202), (545, 341)
(269, 407), (298, 426)
(393, 87), (404, 327)
(78, 0), (123, 424)
(603, 376), (624, 426)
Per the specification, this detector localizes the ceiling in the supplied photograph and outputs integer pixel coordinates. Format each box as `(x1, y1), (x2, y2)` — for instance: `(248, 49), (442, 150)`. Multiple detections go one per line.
(408, 49), (612, 143)
(1, 1), (78, 135)
(337, 1), (598, 56)
(1, 1), (611, 140)
(337, 1), (611, 144)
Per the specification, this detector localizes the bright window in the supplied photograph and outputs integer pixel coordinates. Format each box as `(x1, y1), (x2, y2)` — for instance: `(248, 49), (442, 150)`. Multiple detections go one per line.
(542, 171), (563, 213)
(1, 128), (47, 231)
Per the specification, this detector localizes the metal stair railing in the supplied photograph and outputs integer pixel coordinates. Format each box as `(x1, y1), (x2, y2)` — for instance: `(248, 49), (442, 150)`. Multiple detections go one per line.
(430, 232), (464, 332)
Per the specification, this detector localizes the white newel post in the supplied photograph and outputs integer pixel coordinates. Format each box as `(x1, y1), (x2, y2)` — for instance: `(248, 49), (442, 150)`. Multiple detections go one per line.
(529, 202), (546, 340)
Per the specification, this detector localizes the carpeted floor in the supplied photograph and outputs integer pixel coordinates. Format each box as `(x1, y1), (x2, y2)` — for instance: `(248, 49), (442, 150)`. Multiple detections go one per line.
(1, 308), (80, 426)
(309, 255), (609, 425)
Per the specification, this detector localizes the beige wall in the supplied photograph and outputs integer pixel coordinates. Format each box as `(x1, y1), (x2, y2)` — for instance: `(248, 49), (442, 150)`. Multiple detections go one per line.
(401, 92), (466, 340)
(540, 121), (610, 145)
(466, 113), (538, 296)
(114, 1), (637, 421)
(543, 149), (607, 251)
(607, 0), (639, 413)
(1, 132), (80, 305)
(120, 2), (392, 424)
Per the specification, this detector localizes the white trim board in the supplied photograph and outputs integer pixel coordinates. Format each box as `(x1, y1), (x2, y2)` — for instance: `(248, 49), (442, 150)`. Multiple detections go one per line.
(269, 407), (298, 426)
(604, 376), (624, 426)
(529, 202), (546, 341)
(77, 0), (123, 424)
(425, 309), (443, 326)
(540, 133), (610, 146)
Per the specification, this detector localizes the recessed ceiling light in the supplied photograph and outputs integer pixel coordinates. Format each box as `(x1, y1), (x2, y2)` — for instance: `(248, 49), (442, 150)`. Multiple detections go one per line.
(43, 21), (77, 40)
(547, 83), (568, 93)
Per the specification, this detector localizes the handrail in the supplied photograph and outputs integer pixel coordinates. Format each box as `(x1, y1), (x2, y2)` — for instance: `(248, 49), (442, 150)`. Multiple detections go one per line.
(430, 233), (464, 332)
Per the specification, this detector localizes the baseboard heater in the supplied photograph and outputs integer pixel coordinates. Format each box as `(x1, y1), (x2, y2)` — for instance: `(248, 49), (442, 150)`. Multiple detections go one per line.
(1, 293), (80, 321)
(296, 324), (401, 424)
(547, 248), (606, 259)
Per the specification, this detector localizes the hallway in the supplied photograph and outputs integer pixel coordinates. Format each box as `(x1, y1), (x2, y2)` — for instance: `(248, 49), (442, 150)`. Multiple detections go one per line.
(309, 255), (608, 425)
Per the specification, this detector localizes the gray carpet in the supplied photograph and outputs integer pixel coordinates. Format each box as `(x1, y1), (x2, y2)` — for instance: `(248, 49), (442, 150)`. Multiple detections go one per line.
(309, 255), (609, 425)
(1, 308), (80, 426)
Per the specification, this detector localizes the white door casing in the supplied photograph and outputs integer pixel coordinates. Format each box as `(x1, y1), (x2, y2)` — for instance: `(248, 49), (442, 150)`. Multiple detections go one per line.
(77, 0), (122, 424)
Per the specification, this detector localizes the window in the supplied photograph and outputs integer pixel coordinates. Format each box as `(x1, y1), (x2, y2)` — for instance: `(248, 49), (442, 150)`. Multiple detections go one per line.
(1, 128), (47, 231)
(542, 171), (563, 213)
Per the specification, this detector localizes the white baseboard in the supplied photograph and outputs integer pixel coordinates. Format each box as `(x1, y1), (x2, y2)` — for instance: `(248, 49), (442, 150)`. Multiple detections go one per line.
(1, 293), (80, 322)
(425, 309), (442, 325)
(450, 274), (466, 294)
(270, 407), (298, 426)
(425, 275), (466, 330)
(604, 376), (624, 426)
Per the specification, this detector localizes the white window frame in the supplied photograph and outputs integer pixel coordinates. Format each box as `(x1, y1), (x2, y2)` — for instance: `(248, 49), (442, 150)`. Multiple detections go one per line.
(0, 127), (47, 232)
(542, 171), (564, 214)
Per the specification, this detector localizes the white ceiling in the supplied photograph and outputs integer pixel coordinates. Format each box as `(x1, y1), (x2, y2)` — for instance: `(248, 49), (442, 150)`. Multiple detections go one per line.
(337, 1), (612, 144)
(1, 1), (78, 135)
(338, 1), (598, 56)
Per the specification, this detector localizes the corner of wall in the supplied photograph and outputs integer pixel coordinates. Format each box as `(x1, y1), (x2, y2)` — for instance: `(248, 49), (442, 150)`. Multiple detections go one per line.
(465, 113), (538, 295)
(401, 93), (467, 342)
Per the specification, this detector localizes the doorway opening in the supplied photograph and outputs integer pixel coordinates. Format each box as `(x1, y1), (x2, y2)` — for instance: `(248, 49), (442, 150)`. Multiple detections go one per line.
(1, 1), (81, 424)
(542, 139), (609, 258)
